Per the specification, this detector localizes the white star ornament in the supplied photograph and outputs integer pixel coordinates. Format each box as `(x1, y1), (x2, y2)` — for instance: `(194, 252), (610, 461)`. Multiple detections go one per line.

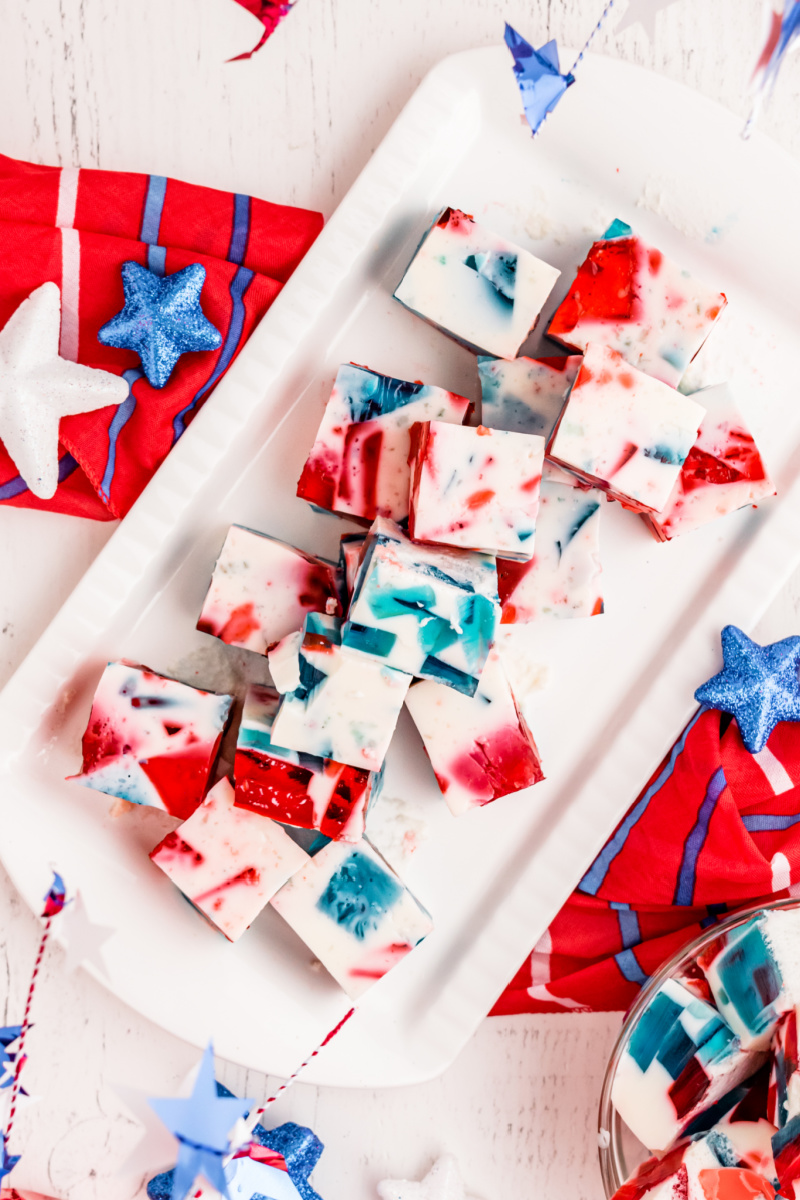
(615, 0), (680, 41)
(0, 281), (128, 498)
(378, 1154), (483, 1200)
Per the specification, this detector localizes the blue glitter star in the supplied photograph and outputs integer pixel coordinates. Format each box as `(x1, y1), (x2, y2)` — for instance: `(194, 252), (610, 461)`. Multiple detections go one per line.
(695, 625), (800, 753)
(0, 1132), (20, 1182)
(98, 261), (222, 389)
(148, 1044), (252, 1200)
(504, 24), (574, 135)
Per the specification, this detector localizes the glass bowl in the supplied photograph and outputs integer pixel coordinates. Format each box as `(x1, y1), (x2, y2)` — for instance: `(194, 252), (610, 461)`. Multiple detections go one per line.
(597, 895), (800, 1197)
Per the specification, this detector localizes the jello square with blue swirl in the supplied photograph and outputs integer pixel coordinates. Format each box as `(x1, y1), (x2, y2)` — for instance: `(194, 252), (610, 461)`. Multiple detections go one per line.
(343, 517), (499, 697)
(270, 837), (433, 1000)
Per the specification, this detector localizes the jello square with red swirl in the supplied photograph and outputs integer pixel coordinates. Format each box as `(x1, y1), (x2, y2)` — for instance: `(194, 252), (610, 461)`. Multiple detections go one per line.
(548, 218), (727, 387)
(69, 660), (232, 820)
(197, 524), (343, 655)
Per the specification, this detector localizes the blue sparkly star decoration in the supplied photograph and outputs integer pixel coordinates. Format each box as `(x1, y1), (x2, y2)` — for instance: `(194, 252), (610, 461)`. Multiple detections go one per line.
(695, 625), (800, 753)
(147, 1083), (325, 1200)
(504, 24), (575, 135)
(148, 1043), (252, 1200)
(0, 1132), (20, 1182)
(98, 262), (222, 390)
(0, 1026), (23, 1089)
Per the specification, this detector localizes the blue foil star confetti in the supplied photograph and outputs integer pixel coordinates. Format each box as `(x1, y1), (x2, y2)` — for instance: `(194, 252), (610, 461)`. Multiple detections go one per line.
(148, 1044), (252, 1200)
(98, 262), (222, 389)
(0, 1027), (23, 1089)
(695, 625), (800, 753)
(0, 1131), (20, 1182)
(504, 24), (575, 135)
(147, 1084), (325, 1200)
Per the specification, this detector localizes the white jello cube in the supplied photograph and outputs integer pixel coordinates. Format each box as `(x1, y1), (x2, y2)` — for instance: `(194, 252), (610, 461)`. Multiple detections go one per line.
(342, 517), (500, 697)
(197, 524), (342, 655)
(497, 472), (604, 622)
(408, 421), (545, 561)
(644, 383), (775, 542)
(478, 354), (581, 438)
(149, 778), (309, 942)
(548, 342), (706, 514)
(548, 219), (727, 387)
(270, 837), (433, 1000)
(296, 363), (471, 522)
(404, 648), (544, 816)
(394, 207), (561, 360)
(270, 613), (411, 772)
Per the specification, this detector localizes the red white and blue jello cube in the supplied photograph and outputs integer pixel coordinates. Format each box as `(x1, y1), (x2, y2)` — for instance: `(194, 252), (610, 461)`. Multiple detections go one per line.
(644, 384), (776, 542)
(548, 219), (727, 387)
(270, 613), (411, 772)
(769, 1011), (800, 1130)
(393, 207), (561, 360)
(696, 910), (800, 1052)
(196, 524), (342, 656)
(408, 421), (545, 560)
(610, 1133), (778, 1200)
(548, 342), (706, 514)
(296, 363), (471, 523)
(478, 354), (581, 437)
(70, 660), (232, 820)
(404, 648), (544, 816)
(149, 778), (309, 942)
(611, 978), (764, 1152)
(233, 683), (382, 843)
(773, 1113), (800, 1199)
(497, 469), (604, 623)
(270, 837), (433, 1000)
(342, 517), (500, 697)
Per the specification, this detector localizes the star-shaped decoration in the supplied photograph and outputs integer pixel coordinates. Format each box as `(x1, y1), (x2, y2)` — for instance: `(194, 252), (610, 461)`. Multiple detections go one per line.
(0, 1027), (23, 1089)
(61, 891), (114, 977)
(0, 283), (128, 499)
(504, 24), (574, 135)
(614, 0), (680, 41)
(0, 1131), (20, 1182)
(378, 1155), (481, 1200)
(98, 261), (222, 389)
(695, 625), (800, 753)
(42, 870), (68, 918)
(148, 1043), (252, 1200)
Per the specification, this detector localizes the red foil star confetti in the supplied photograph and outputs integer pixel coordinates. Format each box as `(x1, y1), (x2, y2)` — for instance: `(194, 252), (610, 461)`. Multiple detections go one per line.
(228, 0), (298, 60)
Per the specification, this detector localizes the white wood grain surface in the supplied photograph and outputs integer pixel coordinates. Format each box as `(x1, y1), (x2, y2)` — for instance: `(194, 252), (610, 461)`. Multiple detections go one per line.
(0, 0), (798, 1196)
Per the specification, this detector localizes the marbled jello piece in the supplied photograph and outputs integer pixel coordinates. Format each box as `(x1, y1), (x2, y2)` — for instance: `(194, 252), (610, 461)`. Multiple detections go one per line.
(644, 384), (776, 542)
(394, 207), (561, 360)
(697, 910), (800, 1051)
(610, 1136), (777, 1200)
(149, 778), (309, 942)
(548, 219), (727, 387)
(270, 837), (433, 1000)
(611, 977), (764, 1152)
(408, 421), (545, 561)
(404, 648), (544, 816)
(270, 613), (411, 772)
(339, 532), (367, 603)
(497, 476), (603, 622)
(297, 363), (471, 522)
(197, 524), (343, 656)
(769, 1011), (800, 1130)
(343, 517), (500, 697)
(773, 1113), (800, 1200)
(478, 354), (581, 437)
(548, 342), (706, 514)
(69, 660), (232, 820)
(234, 683), (382, 844)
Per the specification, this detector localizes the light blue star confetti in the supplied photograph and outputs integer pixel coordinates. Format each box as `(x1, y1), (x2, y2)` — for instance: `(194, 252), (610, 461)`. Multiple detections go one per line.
(695, 625), (800, 753)
(98, 262), (222, 389)
(0, 1132), (20, 1182)
(504, 24), (575, 135)
(0, 1027), (23, 1089)
(148, 1043), (252, 1200)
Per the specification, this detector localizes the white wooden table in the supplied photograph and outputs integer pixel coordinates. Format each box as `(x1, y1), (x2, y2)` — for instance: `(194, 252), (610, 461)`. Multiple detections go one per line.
(0, 1), (798, 1196)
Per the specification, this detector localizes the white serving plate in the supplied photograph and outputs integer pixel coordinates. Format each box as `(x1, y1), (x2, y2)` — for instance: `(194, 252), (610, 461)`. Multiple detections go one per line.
(0, 46), (799, 1089)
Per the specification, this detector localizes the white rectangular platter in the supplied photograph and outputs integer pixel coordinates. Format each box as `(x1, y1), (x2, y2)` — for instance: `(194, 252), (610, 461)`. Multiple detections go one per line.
(0, 46), (799, 1088)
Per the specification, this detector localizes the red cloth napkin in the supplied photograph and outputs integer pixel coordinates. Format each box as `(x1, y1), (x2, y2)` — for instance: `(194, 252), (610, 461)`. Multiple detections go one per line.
(0, 154), (322, 520)
(492, 706), (800, 1016)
